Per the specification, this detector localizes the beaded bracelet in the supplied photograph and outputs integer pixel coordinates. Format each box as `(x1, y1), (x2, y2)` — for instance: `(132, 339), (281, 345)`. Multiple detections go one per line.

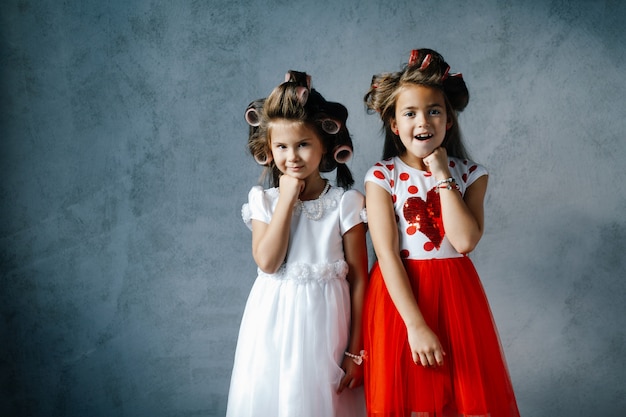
(435, 177), (460, 192)
(344, 350), (368, 365)
(435, 177), (455, 187)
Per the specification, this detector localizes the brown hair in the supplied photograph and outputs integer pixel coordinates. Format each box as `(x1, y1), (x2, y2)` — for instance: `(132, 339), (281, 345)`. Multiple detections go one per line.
(245, 71), (354, 188)
(364, 49), (470, 160)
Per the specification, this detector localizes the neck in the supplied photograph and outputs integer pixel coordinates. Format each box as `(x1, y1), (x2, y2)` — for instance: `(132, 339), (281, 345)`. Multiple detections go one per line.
(399, 153), (428, 171)
(300, 176), (328, 201)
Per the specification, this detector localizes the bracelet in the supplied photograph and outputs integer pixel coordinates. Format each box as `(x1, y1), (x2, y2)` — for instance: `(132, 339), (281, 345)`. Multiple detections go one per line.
(435, 177), (455, 187)
(344, 350), (367, 365)
(435, 177), (460, 192)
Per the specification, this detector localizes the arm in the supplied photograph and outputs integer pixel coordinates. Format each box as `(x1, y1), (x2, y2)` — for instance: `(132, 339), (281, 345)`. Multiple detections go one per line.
(365, 182), (445, 367)
(337, 222), (368, 393)
(424, 148), (488, 254)
(251, 175), (303, 273)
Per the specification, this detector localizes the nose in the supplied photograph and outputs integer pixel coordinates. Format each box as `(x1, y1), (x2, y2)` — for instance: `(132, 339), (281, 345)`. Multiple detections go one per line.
(416, 111), (429, 127)
(287, 147), (299, 161)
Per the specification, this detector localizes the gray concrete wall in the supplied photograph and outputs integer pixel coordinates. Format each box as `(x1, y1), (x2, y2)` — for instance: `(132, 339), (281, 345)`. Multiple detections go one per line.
(2, 0), (625, 416)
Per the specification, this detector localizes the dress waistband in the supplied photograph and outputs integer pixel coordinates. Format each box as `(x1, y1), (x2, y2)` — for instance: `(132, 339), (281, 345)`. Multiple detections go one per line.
(257, 260), (348, 282)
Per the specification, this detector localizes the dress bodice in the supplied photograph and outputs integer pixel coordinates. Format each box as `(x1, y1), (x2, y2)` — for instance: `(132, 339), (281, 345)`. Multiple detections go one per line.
(242, 185), (366, 268)
(364, 156), (488, 260)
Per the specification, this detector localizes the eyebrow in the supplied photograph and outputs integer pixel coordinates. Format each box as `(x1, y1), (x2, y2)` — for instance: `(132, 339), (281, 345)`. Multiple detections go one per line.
(402, 104), (444, 114)
(272, 137), (313, 146)
(401, 102), (444, 109)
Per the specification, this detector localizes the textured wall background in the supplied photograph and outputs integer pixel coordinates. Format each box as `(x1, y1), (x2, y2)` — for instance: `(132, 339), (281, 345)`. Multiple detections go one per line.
(2, 0), (625, 416)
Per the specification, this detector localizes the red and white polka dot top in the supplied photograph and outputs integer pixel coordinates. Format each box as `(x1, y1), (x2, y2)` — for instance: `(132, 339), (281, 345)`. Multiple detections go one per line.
(364, 156), (488, 260)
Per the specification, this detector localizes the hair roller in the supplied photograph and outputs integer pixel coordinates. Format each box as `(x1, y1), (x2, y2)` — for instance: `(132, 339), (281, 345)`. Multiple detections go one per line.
(253, 152), (273, 166)
(245, 107), (261, 126)
(244, 99), (265, 126)
(442, 65), (451, 81)
(295, 86), (309, 105)
(320, 118), (341, 135)
(333, 145), (352, 164)
(420, 53), (432, 70)
(285, 71), (311, 89)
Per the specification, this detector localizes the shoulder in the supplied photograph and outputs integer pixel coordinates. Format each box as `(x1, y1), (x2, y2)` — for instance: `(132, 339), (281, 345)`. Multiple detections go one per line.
(365, 157), (397, 179)
(332, 187), (367, 230)
(339, 187), (365, 203)
(448, 156), (487, 173)
(448, 157), (488, 187)
(242, 185), (277, 229)
(364, 157), (398, 192)
(322, 186), (364, 210)
(247, 185), (279, 202)
(247, 185), (264, 199)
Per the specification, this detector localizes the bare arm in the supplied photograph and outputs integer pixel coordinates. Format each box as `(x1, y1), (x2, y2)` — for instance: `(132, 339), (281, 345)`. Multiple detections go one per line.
(365, 182), (445, 367)
(337, 222), (368, 392)
(251, 175), (303, 273)
(424, 148), (488, 254)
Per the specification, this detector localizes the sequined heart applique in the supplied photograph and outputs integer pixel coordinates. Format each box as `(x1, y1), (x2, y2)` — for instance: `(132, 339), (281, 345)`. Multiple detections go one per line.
(402, 188), (444, 250)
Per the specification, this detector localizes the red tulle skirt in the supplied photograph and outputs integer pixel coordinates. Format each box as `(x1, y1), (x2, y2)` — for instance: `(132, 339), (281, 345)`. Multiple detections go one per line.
(363, 258), (520, 417)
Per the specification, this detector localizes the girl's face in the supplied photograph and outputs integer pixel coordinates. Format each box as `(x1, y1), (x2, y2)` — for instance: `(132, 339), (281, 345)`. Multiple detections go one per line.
(391, 84), (452, 166)
(269, 120), (325, 182)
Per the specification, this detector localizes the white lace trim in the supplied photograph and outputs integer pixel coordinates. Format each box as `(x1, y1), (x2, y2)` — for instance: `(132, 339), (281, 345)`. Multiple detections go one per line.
(292, 187), (341, 220)
(241, 203), (251, 225)
(257, 260), (349, 282)
(360, 207), (368, 223)
(242, 187), (365, 226)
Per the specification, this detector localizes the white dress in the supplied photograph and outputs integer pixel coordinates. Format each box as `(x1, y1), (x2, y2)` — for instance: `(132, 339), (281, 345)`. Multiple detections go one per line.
(226, 185), (367, 417)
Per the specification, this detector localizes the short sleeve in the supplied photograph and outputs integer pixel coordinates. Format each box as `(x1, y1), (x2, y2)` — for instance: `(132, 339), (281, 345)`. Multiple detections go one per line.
(339, 189), (365, 235)
(241, 186), (272, 230)
(461, 161), (488, 188)
(364, 161), (393, 194)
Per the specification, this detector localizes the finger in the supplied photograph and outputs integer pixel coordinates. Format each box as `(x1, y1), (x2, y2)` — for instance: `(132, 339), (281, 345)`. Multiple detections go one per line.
(424, 353), (435, 366)
(425, 352), (436, 367)
(337, 372), (352, 393)
(419, 353), (429, 367)
(340, 376), (355, 393)
(434, 350), (445, 366)
(337, 378), (347, 394)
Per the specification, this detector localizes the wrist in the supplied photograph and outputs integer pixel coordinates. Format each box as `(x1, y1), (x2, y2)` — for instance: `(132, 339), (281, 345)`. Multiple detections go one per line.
(277, 190), (299, 206)
(432, 168), (452, 181)
(435, 177), (460, 192)
(344, 350), (368, 365)
(404, 316), (427, 330)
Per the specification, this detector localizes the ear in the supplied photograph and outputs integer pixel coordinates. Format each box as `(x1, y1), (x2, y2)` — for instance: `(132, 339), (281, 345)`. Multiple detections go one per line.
(446, 117), (453, 131)
(390, 118), (398, 133)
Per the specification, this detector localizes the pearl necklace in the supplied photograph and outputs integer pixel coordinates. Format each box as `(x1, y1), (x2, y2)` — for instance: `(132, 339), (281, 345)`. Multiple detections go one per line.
(299, 181), (331, 221)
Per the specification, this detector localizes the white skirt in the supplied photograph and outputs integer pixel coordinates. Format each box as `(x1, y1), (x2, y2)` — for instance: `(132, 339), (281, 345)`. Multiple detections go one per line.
(226, 261), (366, 417)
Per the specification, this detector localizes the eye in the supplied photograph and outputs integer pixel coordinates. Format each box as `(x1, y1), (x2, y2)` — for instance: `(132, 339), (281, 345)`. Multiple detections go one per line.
(429, 108), (442, 116)
(403, 111), (415, 118)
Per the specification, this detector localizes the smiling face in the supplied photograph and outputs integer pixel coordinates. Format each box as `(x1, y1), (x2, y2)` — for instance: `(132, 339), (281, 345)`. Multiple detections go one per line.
(391, 84), (452, 168)
(269, 119), (325, 182)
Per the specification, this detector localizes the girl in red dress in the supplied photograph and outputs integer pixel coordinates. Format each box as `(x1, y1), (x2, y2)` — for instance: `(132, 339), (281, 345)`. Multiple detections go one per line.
(362, 48), (520, 417)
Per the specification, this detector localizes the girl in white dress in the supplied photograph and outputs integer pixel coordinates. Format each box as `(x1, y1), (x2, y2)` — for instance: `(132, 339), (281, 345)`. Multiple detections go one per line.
(226, 71), (368, 417)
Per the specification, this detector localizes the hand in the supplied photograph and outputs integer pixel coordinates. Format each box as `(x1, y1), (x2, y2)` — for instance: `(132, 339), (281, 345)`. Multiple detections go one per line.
(422, 147), (450, 178)
(337, 356), (364, 393)
(278, 174), (305, 204)
(407, 323), (445, 367)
